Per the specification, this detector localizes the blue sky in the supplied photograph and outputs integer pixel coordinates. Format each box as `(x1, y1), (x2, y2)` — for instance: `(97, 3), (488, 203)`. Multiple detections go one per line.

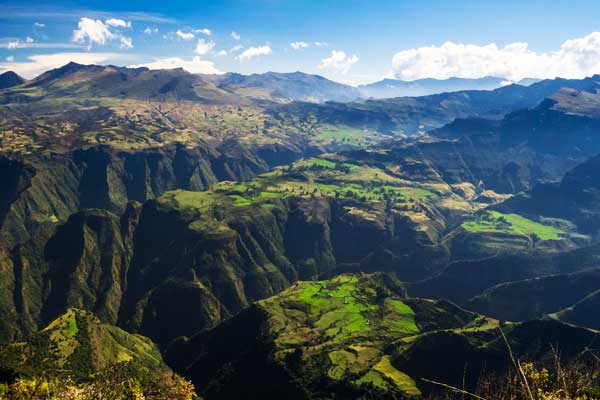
(2, 0), (600, 84)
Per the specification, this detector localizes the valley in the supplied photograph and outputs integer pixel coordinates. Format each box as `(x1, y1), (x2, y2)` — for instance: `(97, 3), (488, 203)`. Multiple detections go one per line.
(0, 62), (599, 399)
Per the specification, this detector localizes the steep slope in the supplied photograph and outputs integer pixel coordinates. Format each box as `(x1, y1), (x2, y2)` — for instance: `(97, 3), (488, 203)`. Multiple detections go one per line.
(1, 151), (591, 345)
(551, 290), (600, 330)
(0, 143), (311, 246)
(165, 274), (599, 399)
(497, 152), (600, 234)
(393, 319), (599, 396)
(165, 274), (480, 399)
(0, 308), (166, 380)
(0, 71), (25, 90)
(465, 268), (600, 322)
(410, 243), (600, 303)
(433, 90), (600, 158)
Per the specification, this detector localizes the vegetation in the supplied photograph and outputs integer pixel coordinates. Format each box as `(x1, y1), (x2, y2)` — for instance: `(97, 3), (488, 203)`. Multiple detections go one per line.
(426, 354), (600, 400)
(462, 211), (565, 240)
(0, 363), (196, 400)
(176, 274), (485, 398)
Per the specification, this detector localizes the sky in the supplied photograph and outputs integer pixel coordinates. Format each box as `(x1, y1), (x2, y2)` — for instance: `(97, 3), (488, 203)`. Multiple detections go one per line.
(2, 0), (600, 85)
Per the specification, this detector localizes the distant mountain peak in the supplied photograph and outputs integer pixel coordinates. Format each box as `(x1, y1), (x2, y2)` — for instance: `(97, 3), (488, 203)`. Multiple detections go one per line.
(0, 70), (25, 89)
(359, 76), (508, 98)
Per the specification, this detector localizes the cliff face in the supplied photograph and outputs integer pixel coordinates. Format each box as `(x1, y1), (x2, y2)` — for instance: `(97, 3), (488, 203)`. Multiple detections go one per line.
(0, 143), (309, 247)
(0, 186), (450, 346)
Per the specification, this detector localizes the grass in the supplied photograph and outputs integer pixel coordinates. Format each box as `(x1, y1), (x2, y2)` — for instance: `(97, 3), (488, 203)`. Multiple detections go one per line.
(373, 356), (421, 396)
(462, 211), (565, 241)
(313, 125), (383, 147)
(266, 275), (422, 346)
(383, 299), (419, 335)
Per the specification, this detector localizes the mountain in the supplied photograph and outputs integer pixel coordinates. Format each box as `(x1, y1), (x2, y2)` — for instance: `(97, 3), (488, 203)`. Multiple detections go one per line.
(0, 71), (25, 90)
(16, 62), (240, 104)
(496, 152), (600, 234)
(165, 274), (480, 399)
(551, 289), (600, 329)
(202, 71), (362, 103)
(517, 77), (543, 86)
(0, 308), (166, 380)
(433, 87), (600, 156)
(0, 308), (196, 399)
(410, 243), (600, 303)
(165, 274), (600, 399)
(358, 76), (508, 98)
(0, 149), (592, 347)
(465, 268), (600, 323)
(278, 74), (600, 134)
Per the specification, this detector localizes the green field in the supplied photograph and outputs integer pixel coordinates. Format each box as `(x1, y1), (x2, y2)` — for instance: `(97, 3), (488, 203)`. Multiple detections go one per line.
(462, 211), (565, 240)
(313, 125), (384, 147)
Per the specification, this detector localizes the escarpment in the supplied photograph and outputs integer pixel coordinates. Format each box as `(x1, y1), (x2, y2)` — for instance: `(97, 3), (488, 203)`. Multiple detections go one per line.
(0, 142), (311, 246)
(0, 188), (452, 346)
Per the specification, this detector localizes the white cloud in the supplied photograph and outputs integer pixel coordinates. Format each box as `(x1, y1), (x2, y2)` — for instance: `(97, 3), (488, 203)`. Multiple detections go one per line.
(72, 17), (115, 48)
(34, 22), (45, 28)
(144, 27), (158, 34)
(194, 28), (211, 36)
(129, 56), (222, 74)
(230, 44), (243, 53)
(120, 37), (133, 49)
(390, 32), (600, 81)
(237, 45), (272, 61)
(5, 56), (14, 62)
(314, 42), (328, 47)
(176, 30), (195, 40)
(105, 18), (131, 28)
(230, 31), (240, 40)
(26, 36), (34, 43)
(318, 50), (358, 75)
(290, 41), (309, 50)
(215, 50), (227, 57)
(195, 38), (215, 55)
(0, 52), (122, 78)
(0, 41), (83, 49)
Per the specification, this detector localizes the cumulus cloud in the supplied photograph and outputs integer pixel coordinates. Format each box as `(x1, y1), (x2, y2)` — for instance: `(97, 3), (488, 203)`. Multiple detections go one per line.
(26, 36), (34, 43)
(34, 22), (45, 28)
(7, 41), (20, 49)
(215, 49), (227, 57)
(230, 31), (240, 40)
(318, 50), (358, 75)
(176, 30), (195, 40)
(230, 44), (243, 53)
(129, 56), (222, 74)
(0, 52), (122, 78)
(72, 17), (115, 48)
(144, 27), (158, 34)
(5, 56), (14, 62)
(236, 45), (272, 61)
(120, 37), (133, 49)
(72, 17), (134, 50)
(390, 32), (600, 81)
(290, 41), (309, 50)
(194, 28), (211, 36)
(195, 39), (215, 55)
(314, 41), (328, 47)
(105, 18), (131, 28)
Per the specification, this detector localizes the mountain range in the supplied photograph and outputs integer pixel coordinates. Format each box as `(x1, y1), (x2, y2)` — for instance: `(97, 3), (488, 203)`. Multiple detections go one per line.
(0, 62), (599, 399)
